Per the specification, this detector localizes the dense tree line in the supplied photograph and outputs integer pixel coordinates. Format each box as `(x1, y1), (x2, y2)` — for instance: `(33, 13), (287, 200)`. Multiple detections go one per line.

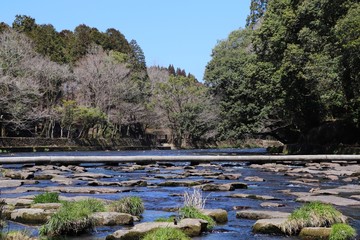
(0, 15), (216, 148)
(205, 0), (360, 144)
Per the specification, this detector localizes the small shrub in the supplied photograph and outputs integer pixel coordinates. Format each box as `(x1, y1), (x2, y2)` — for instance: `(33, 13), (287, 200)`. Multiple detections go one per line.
(281, 202), (346, 235)
(108, 196), (144, 216)
(39, 199), (105, 236)
(179, 206), (215, 230)
(330, 223), (357, 240)
(142, 227), (190, 240)
(33, 192), (60, 204)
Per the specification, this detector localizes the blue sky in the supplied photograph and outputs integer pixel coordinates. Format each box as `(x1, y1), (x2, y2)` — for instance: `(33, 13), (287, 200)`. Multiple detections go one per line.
(2, 0), (251, 81)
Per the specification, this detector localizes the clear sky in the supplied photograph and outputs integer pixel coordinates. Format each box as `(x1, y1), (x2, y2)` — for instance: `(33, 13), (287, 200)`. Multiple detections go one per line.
(2, 0), (251, 81)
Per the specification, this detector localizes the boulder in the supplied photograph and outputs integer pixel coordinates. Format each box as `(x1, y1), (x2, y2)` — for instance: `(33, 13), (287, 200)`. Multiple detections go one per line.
(91, 212), (133, 226)
(200, 209), (228, 223)
(297, 195), (360, 206)
(217, 174), (241, 180)
(299, 227), (331, 240)
(106, 218), (208, 240)
(4, 170), (34, 180)
(236, 210), (290, 220)
(10, 208), (52, 224)
(252, 218), (287, 234)
(201, 182), (247, 191)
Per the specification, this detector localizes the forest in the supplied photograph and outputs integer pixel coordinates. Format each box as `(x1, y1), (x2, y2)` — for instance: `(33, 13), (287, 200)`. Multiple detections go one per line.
(0, 0), (359, 148)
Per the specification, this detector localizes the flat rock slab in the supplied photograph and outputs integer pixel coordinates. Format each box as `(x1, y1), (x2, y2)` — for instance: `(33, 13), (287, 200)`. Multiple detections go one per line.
(10, 208), (52, 224)
(3, 198), (33, 207)
(314, 184), (360, 195)
(236, 210), (290, 220)
(252, 218), (287, 234)
(158, 180), (205, 187)
(106, 218), (208, 240)
(72, 172), (113, 179)
(0, 180), (23, 188)
(91, 212), (134, 226)
(297, 195), (360, 206)
(260, 202), (285, 208)
(231, 193), (278, 201)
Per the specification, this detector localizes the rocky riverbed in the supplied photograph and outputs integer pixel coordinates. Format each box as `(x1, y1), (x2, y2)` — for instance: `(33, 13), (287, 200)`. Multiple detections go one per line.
(1, 154), (360, 239)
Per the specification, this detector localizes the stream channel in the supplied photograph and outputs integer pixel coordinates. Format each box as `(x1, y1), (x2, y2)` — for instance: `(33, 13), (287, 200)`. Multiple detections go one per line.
(1, 148), (359, 240)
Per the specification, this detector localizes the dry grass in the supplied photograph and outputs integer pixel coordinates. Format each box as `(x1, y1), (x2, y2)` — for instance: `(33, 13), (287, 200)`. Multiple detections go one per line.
(183, 188), (209, 209)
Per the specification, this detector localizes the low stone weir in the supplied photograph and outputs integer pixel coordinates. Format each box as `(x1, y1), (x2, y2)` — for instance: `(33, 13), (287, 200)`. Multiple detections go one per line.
(1, 154), (360, 164)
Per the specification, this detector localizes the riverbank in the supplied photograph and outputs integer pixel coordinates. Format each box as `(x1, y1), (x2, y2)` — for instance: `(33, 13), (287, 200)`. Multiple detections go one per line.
(0, 137), (152, 153)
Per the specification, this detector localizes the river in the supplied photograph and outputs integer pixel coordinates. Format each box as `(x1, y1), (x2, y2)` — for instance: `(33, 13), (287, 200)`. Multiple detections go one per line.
(1, 148), (359, 239)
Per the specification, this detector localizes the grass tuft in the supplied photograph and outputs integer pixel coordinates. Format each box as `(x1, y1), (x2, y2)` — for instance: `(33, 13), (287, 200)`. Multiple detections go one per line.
(329, 223), (357, 240)
(142, 227), (190, 240)
(33, 192), (60, 204)
(281, 202), (346, 235)
(179, 206), (215, 230)
(154, 216), (176, 222)
(108, 196), (144, 216)
(39, 199), (105, 237)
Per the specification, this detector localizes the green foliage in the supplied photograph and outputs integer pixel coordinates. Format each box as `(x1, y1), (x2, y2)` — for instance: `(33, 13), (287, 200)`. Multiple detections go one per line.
(143, 227), (190, 240)
(179, 206), (215, 230)
(154, 217), (175, 222)
(39, 199), (105, 236)
(33, 192), (60, 204)
(281, 202), (346, 235)
(330, 223), (357, 240)
(108, 196), (144, 216)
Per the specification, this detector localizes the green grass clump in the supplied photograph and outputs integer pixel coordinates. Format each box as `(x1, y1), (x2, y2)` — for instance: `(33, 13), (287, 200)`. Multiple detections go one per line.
(154, 216), (176, 222)
(143, 227), (190, 240)
(281, 202), (346, 235)
(329, 223), (357, 240)
(33, 192), (60, 204)
(108, 196), (144, 216)
(179, 206), (216, 230)
(39, 199), (105, 237)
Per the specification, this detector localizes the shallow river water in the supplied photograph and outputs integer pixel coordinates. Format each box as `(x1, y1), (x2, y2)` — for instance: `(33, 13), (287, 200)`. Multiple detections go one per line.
(1, 148), (359, 240)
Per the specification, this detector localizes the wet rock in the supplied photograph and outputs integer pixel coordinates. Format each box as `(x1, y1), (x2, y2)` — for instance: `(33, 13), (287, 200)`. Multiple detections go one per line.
(201, 183), (234, 191)
(73, 172), (113, 179)
(91, 212), (134, 226)
(154, 174), (184, 179)
(299, 227), (331, 240)
(106, 218), (208, 239)
(10, 208), (52, 224)
(185, 170), (221, 177)
(120, 180), (147, 187)
(158, 180), (204, 187)
(244, 176), (265, 182)
(260, 202), (285, 208)
(233, 206), (251, 210)
(252, 218), (287, 234)
(217, 174), (241, 180)
(0, 180), (23, 188)
(297, 195), (360, 206)
(33, 174), (54, 180)
(45, 186), (132, 194)
(236, 210), (290, 220)
(200, 209), (228, 223)
(231, 193), (277, 201)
